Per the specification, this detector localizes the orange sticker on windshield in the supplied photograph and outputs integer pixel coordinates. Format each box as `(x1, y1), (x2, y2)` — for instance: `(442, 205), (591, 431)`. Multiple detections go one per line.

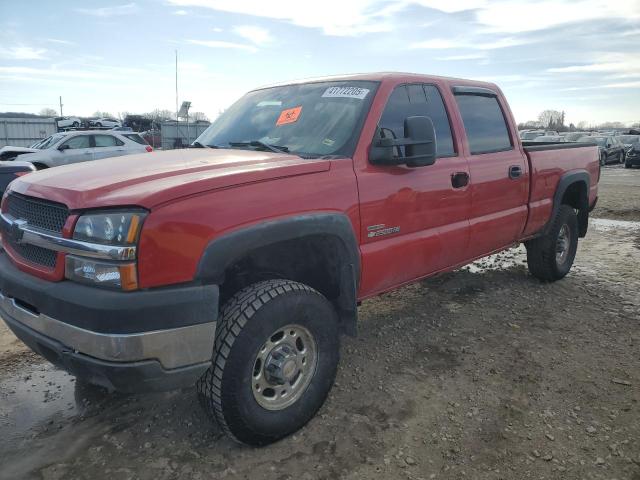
(276, 106), (302, 126)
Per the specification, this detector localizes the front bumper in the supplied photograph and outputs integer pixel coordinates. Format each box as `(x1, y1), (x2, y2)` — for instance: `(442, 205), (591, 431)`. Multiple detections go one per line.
(0, 251), (218, 392)
(625, 152), (640, 166)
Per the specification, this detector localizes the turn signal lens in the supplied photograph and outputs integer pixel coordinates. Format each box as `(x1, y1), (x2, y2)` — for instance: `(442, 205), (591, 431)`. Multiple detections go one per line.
(65, 256), (139, 291)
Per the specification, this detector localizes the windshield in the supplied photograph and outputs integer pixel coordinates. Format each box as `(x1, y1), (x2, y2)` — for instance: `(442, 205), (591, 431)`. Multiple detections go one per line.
(35, 133), (67, 149)
(619, 135), (640, 144)
(195, 81), (378, 158)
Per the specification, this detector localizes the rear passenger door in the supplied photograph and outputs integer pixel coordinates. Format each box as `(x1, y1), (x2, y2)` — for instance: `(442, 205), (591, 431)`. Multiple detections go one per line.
(92, 134), (126, 160)
(453, 88), (529, 258)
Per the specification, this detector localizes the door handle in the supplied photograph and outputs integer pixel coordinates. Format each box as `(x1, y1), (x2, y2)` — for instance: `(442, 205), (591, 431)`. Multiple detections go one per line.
(509, 165), (522, 179)
(451, 172), (469, 189)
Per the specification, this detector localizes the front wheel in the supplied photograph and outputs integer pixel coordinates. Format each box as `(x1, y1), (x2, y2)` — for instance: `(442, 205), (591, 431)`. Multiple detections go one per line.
(197, 279), (339, 446)
(525, 205), (579, 282)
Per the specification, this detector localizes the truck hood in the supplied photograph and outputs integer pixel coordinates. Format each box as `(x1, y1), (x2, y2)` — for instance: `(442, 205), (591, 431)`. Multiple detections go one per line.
(8, 149), (332, 210)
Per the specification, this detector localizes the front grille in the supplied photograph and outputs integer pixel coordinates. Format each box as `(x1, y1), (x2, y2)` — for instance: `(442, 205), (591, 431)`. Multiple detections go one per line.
(5, 241), (57, 268)
(2, 194), (69, 269)
(6, 193), (69, 233)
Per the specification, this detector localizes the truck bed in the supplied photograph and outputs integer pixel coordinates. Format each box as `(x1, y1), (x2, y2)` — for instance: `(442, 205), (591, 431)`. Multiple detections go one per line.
(521, 143), (600, 237)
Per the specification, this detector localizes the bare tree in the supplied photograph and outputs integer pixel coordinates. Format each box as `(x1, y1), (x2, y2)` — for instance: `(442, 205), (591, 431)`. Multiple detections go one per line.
(39, 108), (58, 117)
(190, 111), (209, 122)
(92, 111), (115, 118)
(538, 110), (563, 129)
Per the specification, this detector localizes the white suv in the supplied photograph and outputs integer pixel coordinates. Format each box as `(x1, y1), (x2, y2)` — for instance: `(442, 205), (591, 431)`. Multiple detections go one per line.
(55, 116), (83, 129)
(9, 131), (152, 169)
(89, 117), (121, 128)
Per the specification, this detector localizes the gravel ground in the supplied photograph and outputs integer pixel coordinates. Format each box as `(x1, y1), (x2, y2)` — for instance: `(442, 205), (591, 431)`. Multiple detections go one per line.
(0, 165), (638, 480)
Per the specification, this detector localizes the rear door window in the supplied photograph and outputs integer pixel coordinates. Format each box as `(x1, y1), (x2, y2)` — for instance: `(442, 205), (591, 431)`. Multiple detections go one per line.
(93, 135), (124, 147)
(123, 134), (147, 145)
(454, 94), (513, 154)
(378, 84), (455, 158)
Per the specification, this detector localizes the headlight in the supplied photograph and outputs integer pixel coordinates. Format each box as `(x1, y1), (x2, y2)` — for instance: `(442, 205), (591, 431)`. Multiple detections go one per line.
(67, 211), (146, 291)
(74, 211), (145, 245)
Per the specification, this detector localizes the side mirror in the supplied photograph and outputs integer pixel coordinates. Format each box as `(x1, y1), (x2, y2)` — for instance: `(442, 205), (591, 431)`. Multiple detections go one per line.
(58, 144), (70, 151)
(404, 116), (436, 167)
(369, 116), (437, 167)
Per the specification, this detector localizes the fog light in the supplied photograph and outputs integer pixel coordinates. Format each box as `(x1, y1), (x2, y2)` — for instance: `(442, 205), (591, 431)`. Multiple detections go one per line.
(65, 256), (138, 291)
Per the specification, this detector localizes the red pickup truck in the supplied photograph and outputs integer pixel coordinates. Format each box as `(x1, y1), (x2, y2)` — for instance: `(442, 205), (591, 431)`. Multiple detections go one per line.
(0, 73), (599, 445)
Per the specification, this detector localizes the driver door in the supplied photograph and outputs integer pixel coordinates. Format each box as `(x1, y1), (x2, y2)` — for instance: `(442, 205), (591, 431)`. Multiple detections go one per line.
(57, 135), (94, 165)
(356, 83), (471, 296)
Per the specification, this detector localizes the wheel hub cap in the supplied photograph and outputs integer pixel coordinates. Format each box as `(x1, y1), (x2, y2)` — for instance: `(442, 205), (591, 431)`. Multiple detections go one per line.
(252, 324), (317, 410)
(556, 223), (571, 264)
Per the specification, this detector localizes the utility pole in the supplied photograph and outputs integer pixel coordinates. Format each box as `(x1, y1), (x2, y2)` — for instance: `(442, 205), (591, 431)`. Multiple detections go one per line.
(59, 96), (63, 116)
(175, 50), (179, 123)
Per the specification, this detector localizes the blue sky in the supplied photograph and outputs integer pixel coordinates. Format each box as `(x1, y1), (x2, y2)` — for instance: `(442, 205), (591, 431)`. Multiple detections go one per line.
(1, 0), (639, 125)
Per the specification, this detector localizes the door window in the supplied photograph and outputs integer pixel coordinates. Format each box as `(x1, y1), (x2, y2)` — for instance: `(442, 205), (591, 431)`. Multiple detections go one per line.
(61, 135), (90, 149)
(93, 135), (124, 147)
(454, 94), (513, 154)
(378, 84), (455, 158)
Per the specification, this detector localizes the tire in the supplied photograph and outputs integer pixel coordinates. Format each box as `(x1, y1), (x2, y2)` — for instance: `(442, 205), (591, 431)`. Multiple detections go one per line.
(197, 279), (340, 446)
(619, 153), (624, 164)
(625, 161), (631, 169)
(72, 121), (79, 127)
(599, 153), (606, 166)
(525, 205), (578, 282)
(96, 122), (102, 127)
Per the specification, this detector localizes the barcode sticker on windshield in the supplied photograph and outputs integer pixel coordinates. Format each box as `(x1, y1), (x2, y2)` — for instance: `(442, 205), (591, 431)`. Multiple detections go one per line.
(322, 86), (370, 100)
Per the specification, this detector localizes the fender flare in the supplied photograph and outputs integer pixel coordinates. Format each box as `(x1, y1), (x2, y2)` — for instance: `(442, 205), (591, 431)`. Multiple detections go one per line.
(545, 170), (590, 235)
(195, 213), (361, 335)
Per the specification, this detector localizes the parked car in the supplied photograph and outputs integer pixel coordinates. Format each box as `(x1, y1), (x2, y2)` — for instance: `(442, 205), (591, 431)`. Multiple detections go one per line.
(531, 135), (565, 143)
(520, 130), (545, 140)
(563, 132), (591, 142)
(577, 136), (625, 165)
(0, 72), (599, 446)
(54, 116), (82, 129)
(0, 146), (39, 161)
(618, 134), (640, 153)
(0, 161), (35, 195)
(89, 117), (121, 128)
(140, 129), (162, 148)
(621, 136), (640, 168)
(2, 130), (152, 170)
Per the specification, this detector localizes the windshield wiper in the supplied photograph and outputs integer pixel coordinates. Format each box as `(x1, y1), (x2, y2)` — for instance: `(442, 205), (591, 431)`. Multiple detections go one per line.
(228, 140), (289, 154)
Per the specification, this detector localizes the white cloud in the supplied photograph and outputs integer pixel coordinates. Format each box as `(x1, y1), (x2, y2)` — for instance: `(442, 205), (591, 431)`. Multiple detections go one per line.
(410, 36), (527, 50)
(173, 9), (189, 15)
(167, 0), (394, 36)
(42, 38), (76, 46)
(436, 53), (487, 61)
(167, 0), (640, 36)
(76, 3), (139, 17)
(561, 81), (640, 91)
(233, 25), (273, 45)
(186, 39), (257, 52)
(0, 46), (47, 60)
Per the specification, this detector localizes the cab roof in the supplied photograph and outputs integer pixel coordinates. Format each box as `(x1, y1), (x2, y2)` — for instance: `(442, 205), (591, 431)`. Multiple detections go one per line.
(256, 71), (500, 92)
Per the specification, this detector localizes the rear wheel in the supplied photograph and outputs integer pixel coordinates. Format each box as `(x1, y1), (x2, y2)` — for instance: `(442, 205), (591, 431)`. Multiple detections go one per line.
(197, 279), (340, 446)
(72, 121), (79, 127)
(96, 122), (102, 127)
(525, 204), (578, 282)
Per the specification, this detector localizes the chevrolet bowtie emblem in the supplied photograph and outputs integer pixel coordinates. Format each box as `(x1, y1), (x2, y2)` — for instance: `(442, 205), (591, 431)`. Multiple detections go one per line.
(10, 219), (27, 244)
